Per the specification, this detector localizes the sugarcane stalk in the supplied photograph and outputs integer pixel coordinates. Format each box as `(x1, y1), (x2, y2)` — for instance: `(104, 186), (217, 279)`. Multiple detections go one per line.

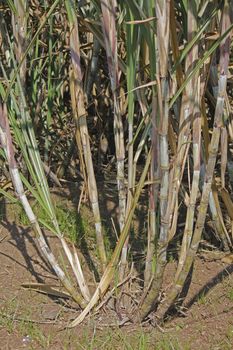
(100, 1), (126, 277)
(119, 4), (139, 281)
(156, 117), (222, 320)
(101, 0), (126, 232)
(175, 2), (200, 279)
(65, 0), (107, 269)
(10, 10), (91, 299)
(175, 80), (201, 279)
(139, 0), (170, 319)
(221, 126), (228, 188)
(12, 0), (27, 90)
(201, 84), (231, 250)
(69, 71), (88, 189)
(0, 103), (86, 308)
(155, 3), (232, 318)
(144, 97), (159, 286)
(164, 0), (212, 239)
(205, 56), (231, 249)
(86, 37), (101, 101)
(69, 148), (152, 327)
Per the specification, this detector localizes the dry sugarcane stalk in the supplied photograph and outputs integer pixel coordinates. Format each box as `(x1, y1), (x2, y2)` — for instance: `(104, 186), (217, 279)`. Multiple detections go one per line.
(144, 97), (159, 286)
(163, 0), (208, 241)
(204, 56), (231, 249)
(86, 37), (101, 101)
(10, 13), (91, 300)
(118, 4), (140, 283)
(128, 86), (154, 286)
(140, 0), (170, 319)
(8, 5), (90, 290)
(210, 186), (232, 249)
(131, 3), (160, 287)
(60, 238), (90, 302)
(12, 0), (27, 90)
(201, 93), (231, 250)
(69, 148), (152, 327)
(174, 3), (200, 279)
(155, 2), (232, 320)
(170, 0), (183, 89)
(100, 0), (126, 271)
(176, 79), (201, 279)
(69, 70), (88, 190)
(221, 126), (228, 188)
(0, 102), (86, 309)
(66, 0), (107, 269)
(16, 81), (91, 302)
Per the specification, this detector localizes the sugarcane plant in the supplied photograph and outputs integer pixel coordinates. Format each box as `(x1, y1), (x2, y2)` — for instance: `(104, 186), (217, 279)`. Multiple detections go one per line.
(0, 0), (233, 328)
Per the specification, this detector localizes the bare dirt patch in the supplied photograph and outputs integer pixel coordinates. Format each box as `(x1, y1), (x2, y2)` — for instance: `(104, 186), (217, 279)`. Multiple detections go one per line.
(0, 212), (232, 349)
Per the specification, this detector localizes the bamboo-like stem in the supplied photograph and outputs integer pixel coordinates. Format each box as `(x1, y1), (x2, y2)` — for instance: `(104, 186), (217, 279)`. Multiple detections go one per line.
(164, 0), (208, 239)
(201, 88), (231, 250)
(210, 185), (231, 250)
(61, 238), (90, 302)
(69, 70), (88, 191)
(12, 0), (27, 90)
(2, 12), (90, 298)
(8, 16), (91, 300)
(65, 0), (107, 269)
(144, 97), (159, 286)
(138, 1), (159, 287)
(170, 0), (183, 89)
(175, 2), (200, 279)
(140, 0), (170, 319)
(119, 4), (139, 282)
(155, 2), (232, 319)
(0, 103), (86, 309)
(156, 102), (223, 319)
(175, 81), (201, 279)
(86, 37), (100, 101)
(100, 1), (126, 276)
(2, 0), (233, 328)
(101, 0), (126, 231)
(206, 56), (231, 249)
(221, 126), (228, 188)
(69, 149), (152, 327)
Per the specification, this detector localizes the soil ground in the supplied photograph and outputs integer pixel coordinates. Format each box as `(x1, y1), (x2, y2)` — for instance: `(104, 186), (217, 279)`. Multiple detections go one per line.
(0, 191), (232, 349)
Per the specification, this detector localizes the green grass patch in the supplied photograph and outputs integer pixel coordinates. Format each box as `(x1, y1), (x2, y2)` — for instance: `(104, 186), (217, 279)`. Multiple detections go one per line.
(18, 320), (52, 349)
(17, 200), (95, 245)
(227, 287), (233, 301)
(197, 292), (208, 305)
